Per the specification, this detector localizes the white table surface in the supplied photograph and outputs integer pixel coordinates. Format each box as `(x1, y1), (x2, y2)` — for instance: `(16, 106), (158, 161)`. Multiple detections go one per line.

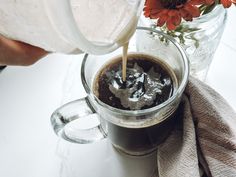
(0, 8), (235, 177)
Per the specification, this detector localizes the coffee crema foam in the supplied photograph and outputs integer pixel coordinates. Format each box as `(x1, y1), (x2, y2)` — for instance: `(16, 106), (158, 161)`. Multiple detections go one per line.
(94, 54), (178, 110)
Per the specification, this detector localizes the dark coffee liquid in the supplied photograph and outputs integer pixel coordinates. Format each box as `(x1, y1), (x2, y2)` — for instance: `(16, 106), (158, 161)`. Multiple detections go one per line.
(93, 54), (178, 155)
(94, 54), (176, 110)
(108, 112), (177, 155)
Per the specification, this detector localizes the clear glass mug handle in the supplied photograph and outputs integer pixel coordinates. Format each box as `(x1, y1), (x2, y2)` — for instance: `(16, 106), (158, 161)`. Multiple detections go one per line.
(51, 97), (107, 143)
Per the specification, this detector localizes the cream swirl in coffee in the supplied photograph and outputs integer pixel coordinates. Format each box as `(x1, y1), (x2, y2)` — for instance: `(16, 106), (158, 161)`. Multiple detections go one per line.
(94, 53), (177, 110)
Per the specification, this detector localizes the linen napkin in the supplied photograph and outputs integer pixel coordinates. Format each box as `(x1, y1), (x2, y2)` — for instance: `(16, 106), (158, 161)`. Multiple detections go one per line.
(156, 77), (236, 177)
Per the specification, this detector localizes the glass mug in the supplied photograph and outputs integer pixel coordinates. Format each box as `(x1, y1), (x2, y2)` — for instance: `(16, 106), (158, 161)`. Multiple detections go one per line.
(51, 27), (189, 156)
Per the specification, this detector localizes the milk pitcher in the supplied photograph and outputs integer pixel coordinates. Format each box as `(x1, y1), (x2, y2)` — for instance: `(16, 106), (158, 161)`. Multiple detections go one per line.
(0, 0), (144, 54)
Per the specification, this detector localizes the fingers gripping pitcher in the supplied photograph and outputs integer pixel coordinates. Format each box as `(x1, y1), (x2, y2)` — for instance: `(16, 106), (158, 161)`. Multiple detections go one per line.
(0, 0), (144, 54)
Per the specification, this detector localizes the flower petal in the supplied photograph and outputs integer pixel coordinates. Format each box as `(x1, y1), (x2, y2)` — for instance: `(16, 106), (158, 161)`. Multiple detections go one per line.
(157, 14), (168, 27)
(166, 18), (177, 30)
(189, 0), (206, 5)
(220, 0), (232, 7)
(205, 0), (215, 5)
(172, 13), (182, 26)
(180, 9), (193, 21)
(184, 4), (200, 18)
(143, 0), (164, 18)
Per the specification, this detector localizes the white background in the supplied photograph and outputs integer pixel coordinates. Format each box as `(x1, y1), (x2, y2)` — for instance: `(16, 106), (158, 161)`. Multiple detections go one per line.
(0, 8), (235, 177)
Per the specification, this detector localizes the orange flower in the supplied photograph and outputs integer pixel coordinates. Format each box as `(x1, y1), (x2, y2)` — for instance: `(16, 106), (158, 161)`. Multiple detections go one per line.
(144, 0), (212, 30)
(220, 0), (236, 8)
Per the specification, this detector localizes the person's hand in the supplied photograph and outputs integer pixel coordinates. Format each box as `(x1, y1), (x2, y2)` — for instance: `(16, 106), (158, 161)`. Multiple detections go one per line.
(0, 35), (48, 66)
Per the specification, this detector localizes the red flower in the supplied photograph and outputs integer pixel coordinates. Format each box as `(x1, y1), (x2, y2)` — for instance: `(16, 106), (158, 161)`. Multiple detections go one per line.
(144, 0), (213, 30)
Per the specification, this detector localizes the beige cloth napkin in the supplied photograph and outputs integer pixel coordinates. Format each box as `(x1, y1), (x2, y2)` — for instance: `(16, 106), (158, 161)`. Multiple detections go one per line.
(156, 77), (236, 177)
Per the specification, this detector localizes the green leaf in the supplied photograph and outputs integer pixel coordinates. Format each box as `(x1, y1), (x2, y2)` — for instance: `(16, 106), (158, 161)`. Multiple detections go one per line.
(202, 4), (217, 15)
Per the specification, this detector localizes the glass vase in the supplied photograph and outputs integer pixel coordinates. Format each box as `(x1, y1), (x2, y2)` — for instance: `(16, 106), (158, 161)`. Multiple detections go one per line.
(139, 5), (227, 81)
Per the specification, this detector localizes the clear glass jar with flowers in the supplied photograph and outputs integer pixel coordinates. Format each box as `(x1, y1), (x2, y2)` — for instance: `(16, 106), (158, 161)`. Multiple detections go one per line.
(140, 0), (235, 80)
